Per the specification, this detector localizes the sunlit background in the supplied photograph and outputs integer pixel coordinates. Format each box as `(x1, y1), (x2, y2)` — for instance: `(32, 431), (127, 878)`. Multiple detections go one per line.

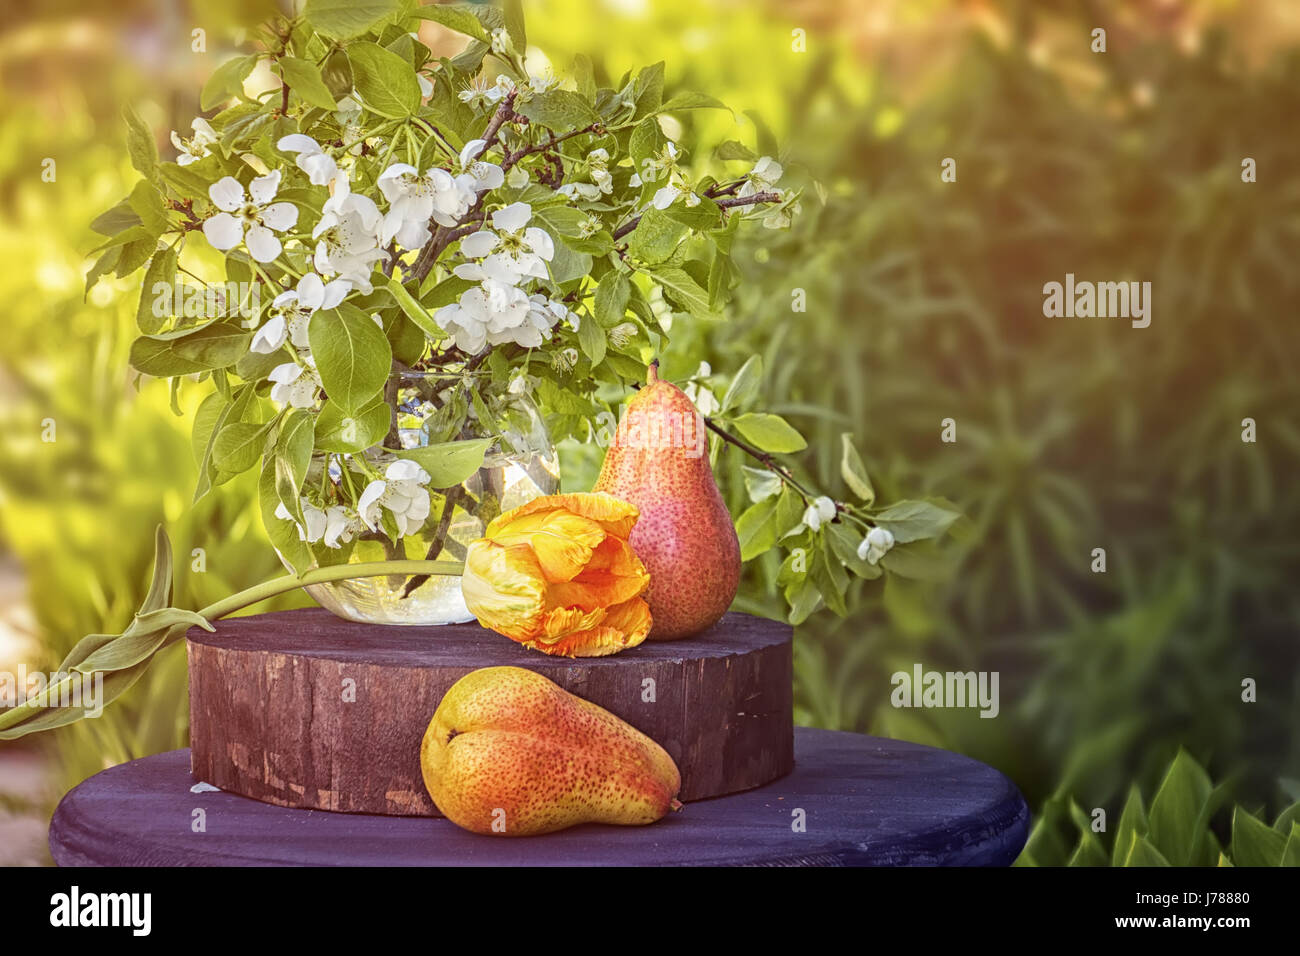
(1, 0), (1298, 864)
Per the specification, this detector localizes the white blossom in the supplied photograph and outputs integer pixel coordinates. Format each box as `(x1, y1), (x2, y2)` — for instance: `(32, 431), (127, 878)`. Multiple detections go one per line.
(275, 498), (328, 543)
(268, 361), (320, 409)
(312, 179), (387, 293)
(454, 139), (505, 194)
(802, 496), (838, 532)
(358, 460), (433, 537)
(277, 133), (342, 187)
(203, 171), (298, 263)
(251, 273), (350, 354)
(857, 527), (895, 565)
(323, 505), (363, 548)
(454, 202), (554, 284)
(170, 117), (217, 166)
(739, 156), (783, 198)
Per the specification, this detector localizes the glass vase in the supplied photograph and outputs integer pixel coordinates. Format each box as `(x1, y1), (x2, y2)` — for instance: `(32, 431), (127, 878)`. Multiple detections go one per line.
(290, 371), (559, 626)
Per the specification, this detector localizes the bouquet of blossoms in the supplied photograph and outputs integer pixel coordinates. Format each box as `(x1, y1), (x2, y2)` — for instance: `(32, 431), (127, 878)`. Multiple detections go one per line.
(0, 1), (961, 737)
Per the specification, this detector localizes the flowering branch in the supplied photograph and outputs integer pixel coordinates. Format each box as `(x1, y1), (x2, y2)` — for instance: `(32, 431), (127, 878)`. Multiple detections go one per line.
(612, 191), (782, 241)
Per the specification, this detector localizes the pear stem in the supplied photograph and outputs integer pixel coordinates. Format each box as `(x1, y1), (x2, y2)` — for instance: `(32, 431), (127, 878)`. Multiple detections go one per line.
(645, 359), (660, 384)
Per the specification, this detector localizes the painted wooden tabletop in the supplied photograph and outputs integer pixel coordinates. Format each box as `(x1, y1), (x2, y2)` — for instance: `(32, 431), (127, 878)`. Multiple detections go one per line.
(49, 728), (1029, 866)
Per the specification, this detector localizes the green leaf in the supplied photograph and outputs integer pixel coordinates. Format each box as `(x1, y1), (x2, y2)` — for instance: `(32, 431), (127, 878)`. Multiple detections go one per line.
(200, 54), (257, 110)
(503, 0), (527, 50)
(316, 395), (391, 453)
(394, 439), (492, 489)
(742, 465), (781, 503)
(260, 459), (312, 572)
(305, 0), (402, 40)
(128, 180), (169, 235)
(659, 91), (728, 113)
(1113, 785), (1149, 867)
(130, 322), (250, 377)
(722, 355), (762, 413)
(1122, 834), (1172, 866)
(414, 3), (490, 41)
(731, 412), (807, 453)
(872, 499), (961, 544)
(1147, 748), (1212, 865)
(278, 56), (339, 110)
(159, 161), (213, 200)
(122, 104), (158, 180)
(626, 207), (687, 264)
(136, 247), (178, 334)
(91, 198), (142, 237)
(1231, 807), (1287, 866)
(827, 522), (880, 579)
(275, 409), (316, 524)
(716, 140), (757, 162)
(736, 495), (780, 561)
(649, 266), (717, 320)
(632, 62), (664, 120)
(516, 90), (601, 131)
(386, 275), (442, 339)
(629, 116), (665, 167)
(308, 303), (392, 414)
(840, 433), (875, 505)
(577, 313), (606, 366)
(1281, 823), (1300, 867)
(212, 420), (273, 474)
(347, 41), (421, 118)
(878, 539), (953, 581)
(593, 272), (630, 328)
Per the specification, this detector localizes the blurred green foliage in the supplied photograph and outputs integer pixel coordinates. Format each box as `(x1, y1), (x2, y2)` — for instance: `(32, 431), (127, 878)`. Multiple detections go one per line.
(1, 0), (1298, 863)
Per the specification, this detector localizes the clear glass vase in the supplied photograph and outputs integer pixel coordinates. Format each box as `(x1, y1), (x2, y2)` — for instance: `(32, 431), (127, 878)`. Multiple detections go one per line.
(292, 371), (559, 626)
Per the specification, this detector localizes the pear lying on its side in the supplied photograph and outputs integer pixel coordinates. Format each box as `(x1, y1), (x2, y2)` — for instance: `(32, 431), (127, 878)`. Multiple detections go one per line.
(420, 666), (681, 836)
(594, 361), (741, 640)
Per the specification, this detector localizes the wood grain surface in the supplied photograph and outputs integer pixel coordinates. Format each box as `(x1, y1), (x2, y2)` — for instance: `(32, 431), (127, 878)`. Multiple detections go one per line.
(187, 608), (793, 815)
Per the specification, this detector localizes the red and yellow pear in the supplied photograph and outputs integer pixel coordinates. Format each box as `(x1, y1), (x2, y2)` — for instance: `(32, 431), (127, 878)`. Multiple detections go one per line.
(593, 361), (741, 640)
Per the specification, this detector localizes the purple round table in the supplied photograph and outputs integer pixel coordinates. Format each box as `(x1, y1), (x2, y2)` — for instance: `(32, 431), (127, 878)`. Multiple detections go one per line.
(49, 727), (1028, 866)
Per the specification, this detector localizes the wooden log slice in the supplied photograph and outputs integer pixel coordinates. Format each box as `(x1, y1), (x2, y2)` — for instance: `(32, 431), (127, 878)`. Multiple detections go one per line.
(187, 608), (792, 816)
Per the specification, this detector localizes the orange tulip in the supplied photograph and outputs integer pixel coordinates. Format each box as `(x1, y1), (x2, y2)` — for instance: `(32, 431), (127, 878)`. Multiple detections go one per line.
(461, 492), (653, 657)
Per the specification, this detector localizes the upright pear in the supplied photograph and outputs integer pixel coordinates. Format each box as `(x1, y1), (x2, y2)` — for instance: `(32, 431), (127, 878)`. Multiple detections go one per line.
(593, 361), (741, 639)
(420, 666), (681, 836)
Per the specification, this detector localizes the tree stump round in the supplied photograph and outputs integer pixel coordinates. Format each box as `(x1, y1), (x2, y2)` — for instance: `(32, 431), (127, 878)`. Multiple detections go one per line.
(187, 608), (793, 816)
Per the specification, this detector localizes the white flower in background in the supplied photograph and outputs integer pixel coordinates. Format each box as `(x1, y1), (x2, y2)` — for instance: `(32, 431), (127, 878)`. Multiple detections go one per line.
(170, 117), (217, 166)
(275, 498), (327, 543)
(802, 496), (838, 532)
(203, 171), (298, 263)
(558, 148), (615, 202)
(268, 361), (321, 409)
(434, 279), (531, 353)
(455, 202), (554, 283)
(551, 347), (579, 373)
(417, 73), (433, 98)
(358, 459), (432, 537)
(459, 74), (516, 109)
(454, 139), (506, 194)
(857, 526), (895, 565)
(251, 273), (350, 354)
(608, 322), (638, 348)
(324, 505), (363, 548)
(527, 72), (560, 96)
(313, 181), (387, 293)
(739, 156), (783, 198)
(334, 98), (367, 156)
(490, 27), (513, 55)
(277, 134), (342, 188)
(506, 165), (530, 190)
(518, 294), (570, 347)
(377, 163), (477, 248)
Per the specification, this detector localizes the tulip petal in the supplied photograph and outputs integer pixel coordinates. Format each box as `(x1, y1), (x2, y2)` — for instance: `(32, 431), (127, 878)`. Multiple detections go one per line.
(486, 492), (638, 541)
(525, 597), (652, 658)
(461, 540), (547, 641)
(488, 509), (605, 583)
(547, 536), (649, 611)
